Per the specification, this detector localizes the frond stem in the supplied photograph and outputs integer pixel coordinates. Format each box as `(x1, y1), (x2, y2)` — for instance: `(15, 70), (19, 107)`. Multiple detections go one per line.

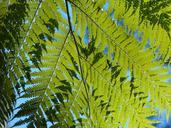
(65, 0), (91, 121)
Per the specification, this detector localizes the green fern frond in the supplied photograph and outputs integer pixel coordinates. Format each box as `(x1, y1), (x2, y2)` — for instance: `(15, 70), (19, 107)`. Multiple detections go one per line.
(0, 0), (170, 128)
(106, 0), (171, 62)
(0, 0), (30, 127)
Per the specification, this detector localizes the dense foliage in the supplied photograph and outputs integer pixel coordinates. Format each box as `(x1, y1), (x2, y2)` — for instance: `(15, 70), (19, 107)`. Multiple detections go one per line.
(0, 0), (171, 128)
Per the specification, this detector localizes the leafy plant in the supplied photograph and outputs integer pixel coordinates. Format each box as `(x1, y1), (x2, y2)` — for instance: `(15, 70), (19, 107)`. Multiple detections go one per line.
(0, 0), (171, 128)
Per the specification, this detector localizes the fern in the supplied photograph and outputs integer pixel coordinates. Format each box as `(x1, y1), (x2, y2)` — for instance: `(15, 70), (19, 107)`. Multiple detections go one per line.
(0, 0), (170, 128)
(0, 0), (30, 127)
(107, 0), (171, 62)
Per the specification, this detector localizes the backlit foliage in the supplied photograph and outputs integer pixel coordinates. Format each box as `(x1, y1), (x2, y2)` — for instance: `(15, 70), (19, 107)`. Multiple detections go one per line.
(0, 0), (171, 128)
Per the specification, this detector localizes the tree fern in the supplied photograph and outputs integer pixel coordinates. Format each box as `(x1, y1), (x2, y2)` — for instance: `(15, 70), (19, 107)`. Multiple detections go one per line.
(0, 0), (170, 128)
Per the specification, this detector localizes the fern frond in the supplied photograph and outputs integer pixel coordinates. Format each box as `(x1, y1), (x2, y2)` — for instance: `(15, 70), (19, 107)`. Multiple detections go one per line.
(67, 0), (171, 127)
(7, 0), (171, 128)
(0, 0), (30, 127)
(106, 0), (171, 62)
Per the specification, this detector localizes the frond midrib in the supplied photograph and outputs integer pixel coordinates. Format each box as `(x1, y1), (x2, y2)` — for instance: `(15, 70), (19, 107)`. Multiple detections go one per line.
(31, 30), (70, 119)
(8, 1), (44, 72)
